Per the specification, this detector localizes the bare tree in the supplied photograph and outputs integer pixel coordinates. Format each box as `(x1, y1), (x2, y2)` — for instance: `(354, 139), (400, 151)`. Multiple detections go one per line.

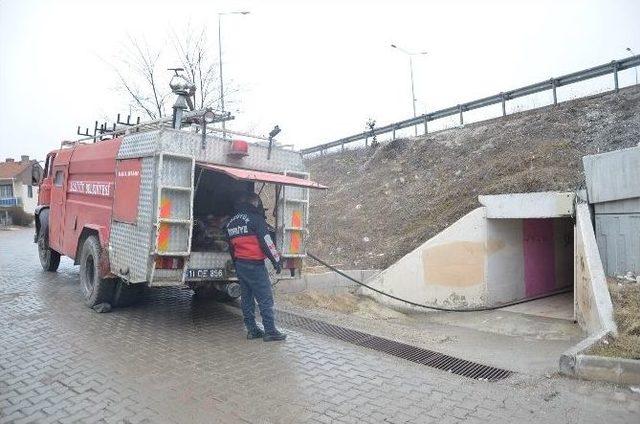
(171, 24), (220, 111)
(113, 25), (231, 120)
(114, 36), (167, 119)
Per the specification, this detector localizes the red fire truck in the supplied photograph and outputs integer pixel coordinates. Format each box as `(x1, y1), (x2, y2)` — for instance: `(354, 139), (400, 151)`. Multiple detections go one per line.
(34, 75), (326, 309)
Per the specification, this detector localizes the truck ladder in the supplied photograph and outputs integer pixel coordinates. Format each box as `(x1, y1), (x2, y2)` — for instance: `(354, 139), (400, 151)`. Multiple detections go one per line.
(277, 170), (310, 259)
(149, 152), (195, 286)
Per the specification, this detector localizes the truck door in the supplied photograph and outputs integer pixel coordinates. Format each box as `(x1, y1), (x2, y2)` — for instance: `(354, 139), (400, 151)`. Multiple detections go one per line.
(37, 153), (55, 206)
(49, 165), (67, 252)
(192, 163), (327, 276)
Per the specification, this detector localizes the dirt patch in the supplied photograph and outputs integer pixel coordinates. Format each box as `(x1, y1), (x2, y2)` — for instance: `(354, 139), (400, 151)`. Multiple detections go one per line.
(306, 85), (640, 269)
(590, 278), (640, 359)
(278, 290), (407, 320)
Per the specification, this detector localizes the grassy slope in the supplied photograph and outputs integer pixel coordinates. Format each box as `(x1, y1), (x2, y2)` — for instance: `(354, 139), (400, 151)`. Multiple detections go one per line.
(306, 85), (640, 270)
(590, 281), (640, 359)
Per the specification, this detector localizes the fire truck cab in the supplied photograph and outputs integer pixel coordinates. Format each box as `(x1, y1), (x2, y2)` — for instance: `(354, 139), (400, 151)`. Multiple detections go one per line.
(34, 81), (326, 309)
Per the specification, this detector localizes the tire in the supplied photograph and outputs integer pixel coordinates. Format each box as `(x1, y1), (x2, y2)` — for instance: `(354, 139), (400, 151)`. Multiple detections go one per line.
(37, 209), (60, 272)
(112, 280), (145, 307)
(213, 289), (234, 302)
(79, 235), (115, 308)
(193, 286), (233, 302)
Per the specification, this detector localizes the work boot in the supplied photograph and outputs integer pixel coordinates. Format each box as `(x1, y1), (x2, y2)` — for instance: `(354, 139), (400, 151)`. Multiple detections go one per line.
(247, 328), (265, 340)
(263, 330), (287, 342)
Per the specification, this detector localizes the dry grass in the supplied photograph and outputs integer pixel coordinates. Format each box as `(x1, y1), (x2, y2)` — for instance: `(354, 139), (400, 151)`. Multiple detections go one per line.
(589, 280), (640, 359)
(279, 290), (406, 320)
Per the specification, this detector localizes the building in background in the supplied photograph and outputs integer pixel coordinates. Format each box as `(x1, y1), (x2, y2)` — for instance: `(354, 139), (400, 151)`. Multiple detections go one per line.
(583, 145), (640, 277)
(0, 156), (43, 225)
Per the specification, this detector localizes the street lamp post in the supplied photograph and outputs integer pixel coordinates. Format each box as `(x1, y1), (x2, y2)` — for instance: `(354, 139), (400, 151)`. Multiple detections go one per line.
(627, 47), (638, 85)
(218, 11), (250, 140)
(391, 44), (427, 136)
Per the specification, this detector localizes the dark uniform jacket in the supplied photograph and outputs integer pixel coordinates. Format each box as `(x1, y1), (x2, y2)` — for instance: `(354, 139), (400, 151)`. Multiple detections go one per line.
(225, 203), (281, 268)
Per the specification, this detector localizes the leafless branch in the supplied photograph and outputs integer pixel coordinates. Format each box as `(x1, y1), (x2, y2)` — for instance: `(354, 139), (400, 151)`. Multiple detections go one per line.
(111, 24), (236, 121)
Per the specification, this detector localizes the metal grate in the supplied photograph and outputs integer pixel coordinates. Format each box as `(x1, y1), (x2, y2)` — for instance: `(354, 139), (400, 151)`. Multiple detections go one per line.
(276, 310), (513, 382)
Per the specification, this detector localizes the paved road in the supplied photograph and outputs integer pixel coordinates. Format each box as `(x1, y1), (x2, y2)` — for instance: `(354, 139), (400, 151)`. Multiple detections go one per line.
(1, 228), (638, 423)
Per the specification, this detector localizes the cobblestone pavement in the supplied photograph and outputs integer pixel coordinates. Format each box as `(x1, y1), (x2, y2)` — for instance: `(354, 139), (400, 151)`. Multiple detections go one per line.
(1, 228), (639, 424)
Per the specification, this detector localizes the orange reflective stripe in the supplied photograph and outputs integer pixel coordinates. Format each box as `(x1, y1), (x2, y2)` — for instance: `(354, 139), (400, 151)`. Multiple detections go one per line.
(290, 231), (301, 253)
(289, 210), (303, 253)
(158, 223), (170, 251)
(160, 196), (172, 218)
(291, 210), (302, 228)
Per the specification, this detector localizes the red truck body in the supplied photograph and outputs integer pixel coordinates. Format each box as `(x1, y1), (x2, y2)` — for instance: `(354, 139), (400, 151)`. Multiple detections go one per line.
(35, 124), (325, 308)
(41, 139), (121, 274)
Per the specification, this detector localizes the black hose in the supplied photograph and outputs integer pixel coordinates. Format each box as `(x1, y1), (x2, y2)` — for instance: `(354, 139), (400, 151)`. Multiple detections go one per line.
(306, 252), (572, 312)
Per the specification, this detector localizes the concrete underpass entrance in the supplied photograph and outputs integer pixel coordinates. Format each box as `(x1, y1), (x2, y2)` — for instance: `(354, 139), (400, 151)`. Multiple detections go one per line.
(485, 216), (574, 313)
(490, 216), (575, 322)
(480, 193), (576, 317)
(366, 191), (577, 316)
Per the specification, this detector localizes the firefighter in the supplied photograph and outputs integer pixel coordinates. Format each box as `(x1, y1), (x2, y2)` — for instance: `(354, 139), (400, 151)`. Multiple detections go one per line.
(225, 191), (287, 341)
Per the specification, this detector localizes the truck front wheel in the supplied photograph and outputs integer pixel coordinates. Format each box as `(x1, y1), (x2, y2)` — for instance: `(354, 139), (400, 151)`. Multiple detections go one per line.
(37, 210), (60, 272)
(79, 235), (114, 308)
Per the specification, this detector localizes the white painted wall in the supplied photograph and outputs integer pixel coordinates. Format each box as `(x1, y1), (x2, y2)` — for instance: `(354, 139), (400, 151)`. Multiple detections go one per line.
(486, 219), (525, 304)
(15, 182), (38, 213)
(364, 207), (489, 309)
(480, 192), (575, 218)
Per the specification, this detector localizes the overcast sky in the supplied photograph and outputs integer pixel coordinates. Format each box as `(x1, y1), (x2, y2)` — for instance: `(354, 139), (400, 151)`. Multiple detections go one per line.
(0, 0), (638, 162)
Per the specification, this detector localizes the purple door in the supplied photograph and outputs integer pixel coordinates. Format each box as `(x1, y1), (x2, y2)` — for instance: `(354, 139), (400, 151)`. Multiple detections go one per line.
(523, 219), (556, 297)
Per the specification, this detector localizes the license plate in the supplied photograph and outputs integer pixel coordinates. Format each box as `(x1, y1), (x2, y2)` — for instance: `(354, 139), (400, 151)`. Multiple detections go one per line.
(186, 268), (225, 279)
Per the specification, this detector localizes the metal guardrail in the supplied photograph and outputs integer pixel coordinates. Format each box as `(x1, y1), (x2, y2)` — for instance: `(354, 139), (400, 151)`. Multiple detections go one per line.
(302, 55), (640, 155)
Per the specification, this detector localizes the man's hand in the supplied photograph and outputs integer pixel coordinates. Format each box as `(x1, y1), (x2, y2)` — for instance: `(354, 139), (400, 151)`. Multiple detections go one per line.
(275, 263), (282, 275)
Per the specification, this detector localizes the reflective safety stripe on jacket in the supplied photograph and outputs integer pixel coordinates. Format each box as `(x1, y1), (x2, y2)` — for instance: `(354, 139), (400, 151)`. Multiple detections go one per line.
(228, 230), (266, 261)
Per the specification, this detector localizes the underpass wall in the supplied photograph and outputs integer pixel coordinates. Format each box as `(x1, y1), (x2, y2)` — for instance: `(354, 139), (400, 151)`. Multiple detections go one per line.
(275, 270), (381, 295)
(574, 203), (617, 336)
(363, 207), (490, 309)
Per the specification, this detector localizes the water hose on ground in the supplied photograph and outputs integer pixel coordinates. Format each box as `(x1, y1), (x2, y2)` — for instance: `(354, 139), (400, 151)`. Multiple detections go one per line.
(306, 252), (572, 313)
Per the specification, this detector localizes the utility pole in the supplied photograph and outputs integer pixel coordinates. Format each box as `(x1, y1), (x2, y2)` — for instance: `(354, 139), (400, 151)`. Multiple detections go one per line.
(409, 55), (416, 129)
(391, 44), (427, 136)
(218, 11), (250, 140)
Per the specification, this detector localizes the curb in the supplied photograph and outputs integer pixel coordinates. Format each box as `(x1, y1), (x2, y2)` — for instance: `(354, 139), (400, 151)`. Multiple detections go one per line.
(559, 330), (640, 385)
(274, 270), (381, 295)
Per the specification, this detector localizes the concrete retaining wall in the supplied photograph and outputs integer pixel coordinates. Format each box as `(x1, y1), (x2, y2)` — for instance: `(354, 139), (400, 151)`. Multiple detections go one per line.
(365, 207), (490, 309)
(584, 146), (640, 277)
(274, 270), (380, 295)
(573, 203), (617, 336)
(558, 148), (636, 383)
(583, 145), (640, 204)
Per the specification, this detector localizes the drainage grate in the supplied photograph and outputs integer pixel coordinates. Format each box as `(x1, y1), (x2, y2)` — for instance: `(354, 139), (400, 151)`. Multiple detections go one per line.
(275, 310), (514, 382)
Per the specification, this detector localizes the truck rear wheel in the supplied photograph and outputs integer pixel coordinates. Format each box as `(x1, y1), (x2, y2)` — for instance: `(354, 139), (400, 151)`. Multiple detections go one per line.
(112, 281), (145, 307)
(37, 210), (60, 272)
(193, 286), (222, 300)
(193, 284), (240, 302)
(79, 235), (114, 308)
